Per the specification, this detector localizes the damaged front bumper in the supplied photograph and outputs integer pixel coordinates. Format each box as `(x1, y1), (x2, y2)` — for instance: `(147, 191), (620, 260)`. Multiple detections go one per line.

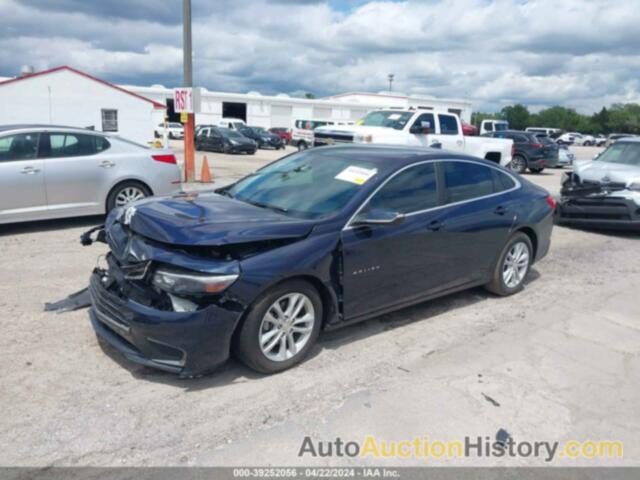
(89, 268), (242, 377)
(556, 179), (640, 231)
(85, 219), (246, 377)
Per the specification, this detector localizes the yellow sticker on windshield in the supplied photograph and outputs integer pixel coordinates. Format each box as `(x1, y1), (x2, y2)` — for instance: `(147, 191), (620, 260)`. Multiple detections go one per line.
(335, 166), (378, 185)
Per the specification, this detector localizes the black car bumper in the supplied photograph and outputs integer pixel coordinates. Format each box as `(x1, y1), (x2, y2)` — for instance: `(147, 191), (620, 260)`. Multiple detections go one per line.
(556, 195), (640, 231)
(230, 144), (256, 154)
(89, 270), (241, 377)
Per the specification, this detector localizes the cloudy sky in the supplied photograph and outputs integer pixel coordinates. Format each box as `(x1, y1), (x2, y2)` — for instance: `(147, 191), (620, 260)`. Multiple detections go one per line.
(0, 0), (638, 113)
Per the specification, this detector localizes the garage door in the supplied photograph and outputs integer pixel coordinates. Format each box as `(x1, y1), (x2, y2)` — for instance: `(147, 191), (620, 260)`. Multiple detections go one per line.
(270, 105), (292, 128)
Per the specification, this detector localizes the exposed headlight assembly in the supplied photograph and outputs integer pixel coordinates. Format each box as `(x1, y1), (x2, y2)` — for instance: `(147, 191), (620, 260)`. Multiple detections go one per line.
(625, 178), (640, 191)
(152, 268), (238, 295)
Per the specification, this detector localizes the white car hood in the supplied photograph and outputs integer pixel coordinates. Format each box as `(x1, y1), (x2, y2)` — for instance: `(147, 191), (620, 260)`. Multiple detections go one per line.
(574, 160), (640, 184)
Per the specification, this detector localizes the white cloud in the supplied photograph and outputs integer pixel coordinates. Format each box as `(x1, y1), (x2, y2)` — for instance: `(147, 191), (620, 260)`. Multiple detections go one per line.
(0, 0), (639, 113)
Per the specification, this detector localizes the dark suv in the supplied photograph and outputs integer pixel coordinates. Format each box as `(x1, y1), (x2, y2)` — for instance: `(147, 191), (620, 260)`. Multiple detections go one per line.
(485, 130), (558, 174)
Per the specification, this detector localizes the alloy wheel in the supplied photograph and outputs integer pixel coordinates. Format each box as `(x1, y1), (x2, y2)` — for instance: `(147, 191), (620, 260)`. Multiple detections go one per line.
(502, 241), (530, 288)
(115, 186), (146, 208)
(259, 293), (315, 362)
(509, 156), (526, 174)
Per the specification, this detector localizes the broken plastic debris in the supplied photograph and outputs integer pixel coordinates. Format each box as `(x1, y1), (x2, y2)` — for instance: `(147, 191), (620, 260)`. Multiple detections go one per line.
(44, 288), (91, 313)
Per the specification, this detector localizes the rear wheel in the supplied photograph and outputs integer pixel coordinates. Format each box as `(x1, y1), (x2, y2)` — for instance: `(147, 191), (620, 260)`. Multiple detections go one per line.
(529, 167), (544, 173)
(106, 181), (151, 213)
(298, 141), (308, 151)
(234, 280), (322, 374)
(509, 155), (527, 174)
(485, 233), (533, 296)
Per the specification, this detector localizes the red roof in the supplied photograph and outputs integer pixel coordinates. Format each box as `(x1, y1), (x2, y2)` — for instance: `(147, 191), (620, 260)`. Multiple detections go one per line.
(0, 66), (166, 110)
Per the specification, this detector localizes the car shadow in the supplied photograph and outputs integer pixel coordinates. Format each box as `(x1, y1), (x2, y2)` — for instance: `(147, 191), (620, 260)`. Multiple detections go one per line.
(0, 215), (104, 236)
(555, 223), (640, 239)
(96, 268), (541, 391)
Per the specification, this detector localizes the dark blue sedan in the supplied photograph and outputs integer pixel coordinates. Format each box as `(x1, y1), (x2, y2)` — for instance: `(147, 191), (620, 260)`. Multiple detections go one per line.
(86, 145), (554, 376)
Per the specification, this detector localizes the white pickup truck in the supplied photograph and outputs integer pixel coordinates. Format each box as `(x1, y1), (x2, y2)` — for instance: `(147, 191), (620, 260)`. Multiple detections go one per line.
(314, 109), (514, 167)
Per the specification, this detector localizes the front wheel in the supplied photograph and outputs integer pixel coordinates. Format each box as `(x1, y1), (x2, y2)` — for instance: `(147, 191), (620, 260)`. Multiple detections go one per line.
(529, 167), (544, 174)
(297, 141), (308, 151)
(485, 233), (533, 296)
(234, 280), (322, 374)
(509, 155), (527, 174)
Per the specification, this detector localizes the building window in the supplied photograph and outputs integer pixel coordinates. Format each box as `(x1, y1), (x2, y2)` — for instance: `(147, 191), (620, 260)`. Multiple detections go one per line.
(101, 109), (118, 132)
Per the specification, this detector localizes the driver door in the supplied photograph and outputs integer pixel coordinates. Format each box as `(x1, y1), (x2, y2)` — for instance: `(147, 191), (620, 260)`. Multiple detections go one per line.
(341, 161), (453, 320)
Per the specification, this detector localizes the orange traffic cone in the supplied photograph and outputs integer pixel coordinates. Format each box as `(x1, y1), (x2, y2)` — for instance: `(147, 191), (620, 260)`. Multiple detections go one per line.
(200, 155), (213, 183)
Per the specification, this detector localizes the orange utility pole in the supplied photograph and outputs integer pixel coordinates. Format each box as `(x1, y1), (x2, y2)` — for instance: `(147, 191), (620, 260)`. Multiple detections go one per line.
(182, 0), (195, 182)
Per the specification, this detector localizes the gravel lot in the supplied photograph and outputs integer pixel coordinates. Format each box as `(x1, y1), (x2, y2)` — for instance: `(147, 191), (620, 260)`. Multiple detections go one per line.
(1, 145), (639, 467)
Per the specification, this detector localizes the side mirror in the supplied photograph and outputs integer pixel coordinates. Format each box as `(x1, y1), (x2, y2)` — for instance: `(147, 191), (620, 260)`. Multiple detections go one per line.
(352, 209), (405, 227)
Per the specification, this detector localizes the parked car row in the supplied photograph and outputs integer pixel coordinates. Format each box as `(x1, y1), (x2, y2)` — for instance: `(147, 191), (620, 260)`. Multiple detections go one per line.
(194, 121), (285, 154)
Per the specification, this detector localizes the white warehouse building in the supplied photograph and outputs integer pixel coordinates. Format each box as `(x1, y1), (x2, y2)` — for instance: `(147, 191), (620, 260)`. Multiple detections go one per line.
(0, 65), (473, 144)
(0, 66), (166, 144)
(128, 84), (473, 131)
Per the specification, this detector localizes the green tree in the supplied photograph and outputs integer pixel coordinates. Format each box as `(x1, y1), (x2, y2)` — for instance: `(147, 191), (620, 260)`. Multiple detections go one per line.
(500, 104), (530, 130)
(304, 92), (316, 99)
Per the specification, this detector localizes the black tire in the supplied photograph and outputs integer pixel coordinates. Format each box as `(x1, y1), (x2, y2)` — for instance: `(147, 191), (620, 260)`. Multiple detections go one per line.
(485, 232), (533, 296)
(222, 144), (231, 154)
(234, 280), (323, 374)
(298, 141), (308, 151)
(529, 167), (544, 174)
(106, 180), (151, 213)
(509, 155), (527, 174)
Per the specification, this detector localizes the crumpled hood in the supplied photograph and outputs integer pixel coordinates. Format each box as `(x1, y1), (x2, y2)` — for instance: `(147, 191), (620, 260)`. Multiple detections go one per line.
(574, 160), (640, 184)
(115, 192), (316, 246)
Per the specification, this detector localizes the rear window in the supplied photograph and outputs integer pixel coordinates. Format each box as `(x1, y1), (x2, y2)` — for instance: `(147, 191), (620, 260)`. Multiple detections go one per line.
(48, 133), (110, 157)
(443, 161), (495, 203)
(438, 115), (459, 135)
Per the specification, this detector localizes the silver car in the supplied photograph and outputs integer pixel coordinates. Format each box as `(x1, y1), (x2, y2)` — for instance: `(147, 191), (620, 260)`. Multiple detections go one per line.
(556, 137), (640, 230)
(0, 125), (181, 224)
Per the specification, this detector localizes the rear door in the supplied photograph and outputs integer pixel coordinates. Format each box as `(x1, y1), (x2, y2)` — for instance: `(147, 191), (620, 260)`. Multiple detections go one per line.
(435, 114), (464, 152)
(41, 132), (115, 215)
(208, 129), (224, 151)
(0, 131), (47, 223)
(435, 160), (517, 285)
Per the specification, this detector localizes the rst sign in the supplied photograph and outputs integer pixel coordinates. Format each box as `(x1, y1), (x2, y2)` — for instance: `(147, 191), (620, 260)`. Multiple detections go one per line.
(173, 87), (201, 113)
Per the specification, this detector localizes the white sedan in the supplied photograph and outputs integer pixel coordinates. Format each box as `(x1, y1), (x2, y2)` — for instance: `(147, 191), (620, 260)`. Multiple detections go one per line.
(154, 122), (184, 139)
(0, 125), (182, 224)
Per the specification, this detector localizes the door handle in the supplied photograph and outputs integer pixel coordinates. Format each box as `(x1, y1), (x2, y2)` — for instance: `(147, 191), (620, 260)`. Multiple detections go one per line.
(427, 219), (444, 231)
(20, 166), (40, 174)
(494, 205), (507, 215)
(100, 161), (116, 168)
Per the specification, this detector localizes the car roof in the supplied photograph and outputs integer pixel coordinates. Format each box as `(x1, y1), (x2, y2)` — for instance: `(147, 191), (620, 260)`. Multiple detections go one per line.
(0, 124), (106, 135)
(308, 144), (497, 169)
(616, 136), (640, 143)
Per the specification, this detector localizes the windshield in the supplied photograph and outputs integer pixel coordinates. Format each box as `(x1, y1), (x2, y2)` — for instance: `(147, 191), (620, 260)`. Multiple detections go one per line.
(360, 111), (413, 130)
(595, 142), (640, 166)
(219, 128), (244, 139)
(224, 150), (379, 219)
(252, 127), (267, 134)
(495, 122), (509, 132)
(536, 134), (555, 145)
(169, 123), (183, 128)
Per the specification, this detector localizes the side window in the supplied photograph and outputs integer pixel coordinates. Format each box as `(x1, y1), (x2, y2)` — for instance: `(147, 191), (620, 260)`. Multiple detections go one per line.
(367, 163), (438, 214)
(411, 113), (435, 131)
(0, 133), (39, 162)
(514, 135), (527, 144)
(492, 169), (516, 193)
(485, 122), (494, 132)
(443, 161), (495, 203)
(439, 115), (459, 135)
(49, 134), (98, 158)
(209, 129), (220, 138)
(101, 109), (118, 132)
